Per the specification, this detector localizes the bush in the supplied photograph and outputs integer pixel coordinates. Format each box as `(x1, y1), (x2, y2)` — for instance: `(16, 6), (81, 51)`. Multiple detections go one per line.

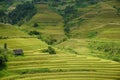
(0, 48), (7, 66)
(87, 31), (98, 38)
(28, 30), (40, 35)
(41, 46), (56, 54)
(0, 36), (8, 39)
(47, 46), (56, 54)
(38, 35), (57, 45)
(33, 23), (39, 27)
(88, 0), (100, 4)
(64, 26), (70, 33)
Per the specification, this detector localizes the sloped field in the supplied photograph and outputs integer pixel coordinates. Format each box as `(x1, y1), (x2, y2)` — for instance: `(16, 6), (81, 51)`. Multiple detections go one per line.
(1, 51), (120, 80)
(0, 38), (47, 51)
(0, 24), (29, 38)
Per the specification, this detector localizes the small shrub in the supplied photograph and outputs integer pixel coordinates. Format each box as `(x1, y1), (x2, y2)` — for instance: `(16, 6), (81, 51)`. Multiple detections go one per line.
(88, 0), (100, 4)
(33, 23), (39, 27)
(15, 68), (50, 74)
(64, 26), (70, 33)
(47, 46), (56, 54)
(38, 35), (57, 45)
(87, 31), (98, 38)
(41, 46), (56, 54)
(28, 30), (40, 35)
(0, 48), (7, 67)
(0, 36), (8, 39)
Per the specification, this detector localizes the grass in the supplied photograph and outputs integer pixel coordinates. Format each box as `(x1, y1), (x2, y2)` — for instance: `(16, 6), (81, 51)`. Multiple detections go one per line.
(0, 24), (29, 38)
(25, 4), (64, 26)
(69, 0), (120, 39)
(0, 38), (47, 51)
(0, 38), (119, 80)
(97, 24), (120, 39)
(20, 4), (66, 42)
(57, 39), (120, 62)
(88, 40), (120, 62)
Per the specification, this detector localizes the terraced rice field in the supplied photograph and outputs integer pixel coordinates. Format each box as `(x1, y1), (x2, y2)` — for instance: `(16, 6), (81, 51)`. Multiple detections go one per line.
(1, 51), (120, 80)
(0, 24), (29, 37)
(0, 38), (47, 51)
(97, 24), (120, 39)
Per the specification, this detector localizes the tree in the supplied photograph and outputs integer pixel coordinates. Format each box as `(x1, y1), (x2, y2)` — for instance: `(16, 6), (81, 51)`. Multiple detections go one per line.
(64, 6), (77, 18)
(0, 10), (5, 17)
(64, 26), (70, 33)
(0, 10), (7, 23)
(8, 2), (37, 24)
(75, 0), (84, 5)
(0, 48), (7, 66)
(4, 43), (7, 50)
(116, 8), (120, 15)
(113, 6), (120, 15)
(33, 23), (39, 27)
(28, 30), (40, 35)
(41, 46), (56, 54)
(47, 46), (56, 54)
(88, 0), (100, 4)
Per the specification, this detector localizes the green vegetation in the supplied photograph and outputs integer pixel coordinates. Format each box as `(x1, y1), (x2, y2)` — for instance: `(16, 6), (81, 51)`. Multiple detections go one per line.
(46, 46), (56, 54)
(28, 30), (40, 36)
(0, 48), (7, 67)
(33, 23), (39, 27)
(0, 24), (30, 38)
(87, 31), (98, 38)
(0, 0), (120, 80)
(8, 1), (37, 25)
(0, 10), (6, 23)
(42, 46), (56, 54)
(89, 41), (120, 62)
(0, 38), (47, 51)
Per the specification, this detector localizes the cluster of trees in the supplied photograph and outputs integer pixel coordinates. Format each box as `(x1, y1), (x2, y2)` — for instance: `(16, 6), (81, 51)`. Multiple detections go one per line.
(0, 0), (3, 1)
(38, 35), (57, 45)
(62, 6), (78, 36)
(75, 0), (100, 5)
(113, 6), (120, 15)
(42, 46), (56, 54)
(33, 0), (64, 7)
(0, 10), (7, 23)
(8, 2), (37, 25)
(33, 0), (49, 2)
(28, 30), (40, 35)
(0, 0), (12, 3)
(0, 1), (37, 25)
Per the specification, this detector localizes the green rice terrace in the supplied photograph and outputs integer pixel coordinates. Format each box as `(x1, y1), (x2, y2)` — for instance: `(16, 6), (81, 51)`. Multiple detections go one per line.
(0, 0), (120, 80)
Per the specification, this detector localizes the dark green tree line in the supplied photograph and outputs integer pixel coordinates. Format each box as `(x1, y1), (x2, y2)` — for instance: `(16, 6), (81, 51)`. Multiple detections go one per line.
(8, 1), (37, 25)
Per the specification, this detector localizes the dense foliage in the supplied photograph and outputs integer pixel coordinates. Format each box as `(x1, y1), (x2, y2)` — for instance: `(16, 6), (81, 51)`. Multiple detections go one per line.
(42, 46), (56, 54)
(8, 2), (36, 25)
(38, 35), (57, 45)
(0, 48), (7, 66)
(0, 10), (6, 23)
(87, 31), (98, 38)
(28, 30), (40, 35)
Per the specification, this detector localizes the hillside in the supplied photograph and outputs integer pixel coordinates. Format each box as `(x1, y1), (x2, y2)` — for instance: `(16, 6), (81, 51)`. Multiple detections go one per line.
(0, 0), (120, 80)
(0, 0), (120, 39)
(1, 51), (120, 80)
(21, 4), (66, 42)
(0, 23), (29, 38)
(61, 0), (120, 39)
